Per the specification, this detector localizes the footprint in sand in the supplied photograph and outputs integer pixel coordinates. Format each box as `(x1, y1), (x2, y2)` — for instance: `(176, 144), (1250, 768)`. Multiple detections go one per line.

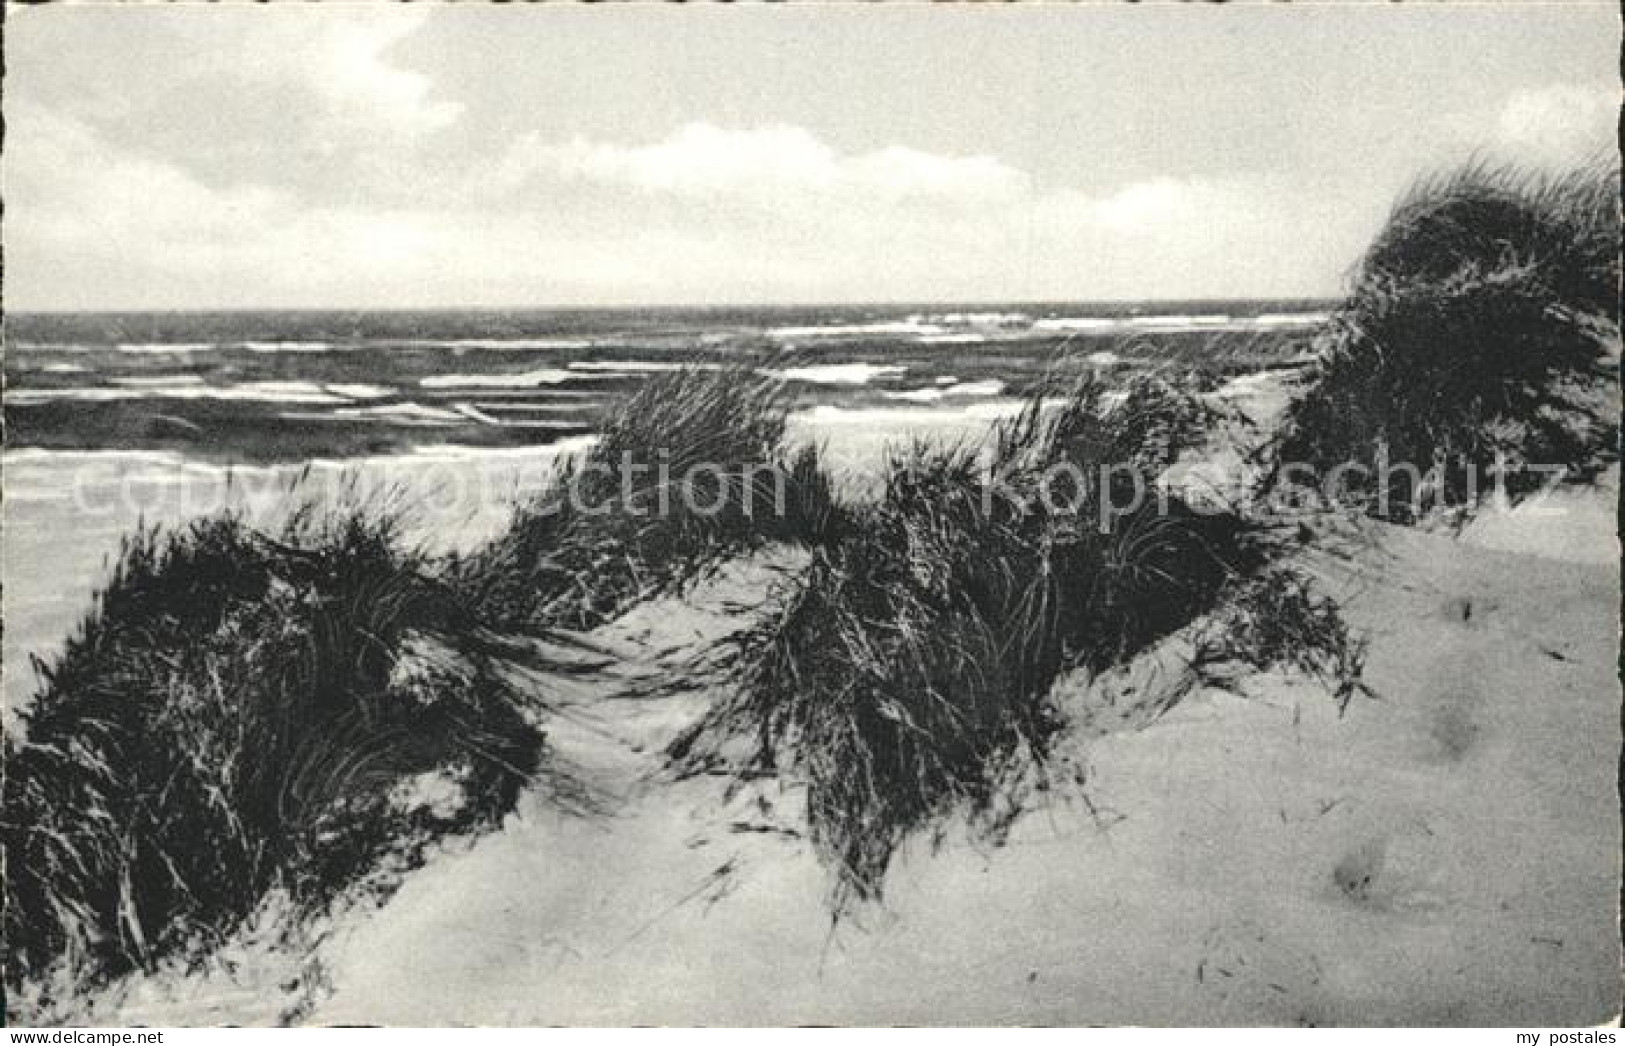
(1413, 610), (1487, 764)
(1427, 700), (1480, 763)
(1330, 826), (1449, 915)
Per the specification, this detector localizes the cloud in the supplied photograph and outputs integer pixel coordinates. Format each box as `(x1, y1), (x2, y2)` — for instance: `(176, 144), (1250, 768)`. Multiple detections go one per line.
(498, 122), (1030, 205)
(152, 7), (463, 146)
(3, 104), (446, 308)
(4, 113), (1363, 309)
(300, 13), (464, 138)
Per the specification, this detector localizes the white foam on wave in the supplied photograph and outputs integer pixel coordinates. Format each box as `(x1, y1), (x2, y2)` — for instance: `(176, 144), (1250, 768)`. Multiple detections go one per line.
(334, 403), (468, 424)
(3, 447), (192, 467)
(68, 377), (387, 400)
(438, 338), (593, 351)
(1, 447), (230, 493)
(1085, 351), (1123, 366)
(915, 333), (990, 345)
(5, 382), (349, 406)
(769, 322), (946, 340)
(326, 383), (394, 400)
(1127, 314), (1232, 329)
(472, 401), (595, 414)
(9, 388), (150, 403)
(1033, 317), (1119, 333)
(38, 362), (91, 374)
(566, 361), (721, 373)
(916, 311), (1030, 327)
(5, 436), (603, 485)
(420, 369), (578, 389)
(455, 388), (601, 399)
(396, 436), (600, 466)
(450, 403), (589, 429)
(766, 362), (908, 386)
(240, 341), (337, 354)
(882, 380), (1007, 403)
(116, 343), (218, 354)
(1249, 311), (1332, 327)
(112, 375), (207, 388)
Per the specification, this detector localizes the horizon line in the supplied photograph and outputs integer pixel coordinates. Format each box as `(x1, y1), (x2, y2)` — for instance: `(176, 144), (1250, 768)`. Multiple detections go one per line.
(2, 294), (1345, 318)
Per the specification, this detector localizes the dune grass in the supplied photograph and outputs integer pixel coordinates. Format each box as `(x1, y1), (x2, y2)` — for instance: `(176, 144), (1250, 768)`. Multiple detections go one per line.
(449, 365), (835, 631)
(2, 505), (554, 992)
(1265, 160), (1621, 523)
(672, 374), (1362, 909)
(29, 161), (1585, 969)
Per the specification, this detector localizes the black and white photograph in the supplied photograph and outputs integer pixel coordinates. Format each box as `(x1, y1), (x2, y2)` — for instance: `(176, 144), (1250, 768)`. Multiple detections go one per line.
(1, 2), (1620, 1028)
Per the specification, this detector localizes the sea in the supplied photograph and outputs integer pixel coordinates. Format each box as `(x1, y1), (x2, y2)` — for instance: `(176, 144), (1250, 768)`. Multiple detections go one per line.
(2, 301), (1331, 715)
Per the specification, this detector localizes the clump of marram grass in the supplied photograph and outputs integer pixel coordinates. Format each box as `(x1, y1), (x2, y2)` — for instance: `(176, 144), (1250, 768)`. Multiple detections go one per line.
(449, 365), (837, 631)
(672, 373), (1362, 910)
(1265, 160), (1621, 523)
(2, 505), (553, 994)
(1188, 567), (1368, 711)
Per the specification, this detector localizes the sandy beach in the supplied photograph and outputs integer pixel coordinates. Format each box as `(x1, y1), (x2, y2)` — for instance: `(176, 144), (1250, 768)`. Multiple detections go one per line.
(6, 6), (1618, 1029)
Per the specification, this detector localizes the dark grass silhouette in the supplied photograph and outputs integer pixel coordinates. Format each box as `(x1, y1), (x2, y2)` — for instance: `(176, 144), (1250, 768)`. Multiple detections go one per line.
(1265, 160), (1621, 523)
(449, 365), (837, 631)
(2, 505), (556, 992)
(671, 374), (1362, 911)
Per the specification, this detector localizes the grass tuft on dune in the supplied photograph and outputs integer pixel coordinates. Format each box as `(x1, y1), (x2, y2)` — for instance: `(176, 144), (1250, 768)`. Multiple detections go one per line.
(672, 374), (1363, 910)
(2, 505), (553, 992)
(1265, 160), (1621, 523)
(449, 365), (836, 631)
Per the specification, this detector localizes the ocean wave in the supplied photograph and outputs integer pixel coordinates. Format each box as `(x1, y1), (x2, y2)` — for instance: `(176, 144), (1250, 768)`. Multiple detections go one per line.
(116, 342), (218, 354)
(915, 333), (990, 345)
(2, 447), (193, 467)
(334, 403), (468, 424)
(40, 362), (91, 374)
(794, 394), (1086, 428)
(470, 401), (596, 414)
(5, 382), (349, 406)
(1126, 314), (1233, 329)
(450, 403), (591, 429)
(766, 362), (909, 385)
(239, 341), (337, 354)
(913, 311), (1031, 327)
(1033, 317), (1119, 332)
(112, 375), (207, 387)
(396, 436), (599, 466)
(566, 361), (721, 373)
(768, 322), (946, 340)
(326, 383), (395, 400)
(58, 377), (390, 400)
(1250, 311), (1332, 327)
(438, 338), (593, 351)
(882, 380), (1007, 403)
(420, 369), (578, 389)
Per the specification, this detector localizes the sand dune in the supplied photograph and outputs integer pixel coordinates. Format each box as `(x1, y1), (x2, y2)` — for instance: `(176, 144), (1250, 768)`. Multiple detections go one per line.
(81, 481), (1621, 1026)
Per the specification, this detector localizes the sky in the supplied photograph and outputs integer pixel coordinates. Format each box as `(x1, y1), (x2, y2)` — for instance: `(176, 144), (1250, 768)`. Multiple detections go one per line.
(4, 3), (1618, 310)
